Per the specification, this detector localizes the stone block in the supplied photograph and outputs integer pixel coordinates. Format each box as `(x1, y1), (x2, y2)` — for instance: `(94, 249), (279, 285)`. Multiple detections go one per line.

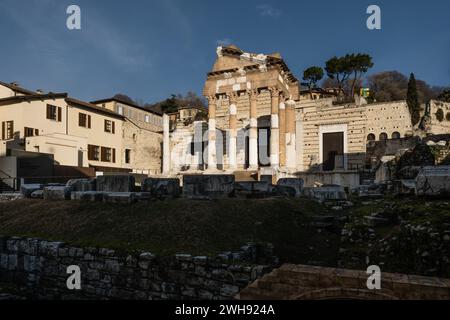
(30, 190), (44, 199)
(141, 178), (181, 198)
(415, 166), (450, 196)
(183, 175), (235, 199)
(302, 185), (347, 201)
(20, 184), (43, 198)
(71, 191), (104, 202)
(364, 216), (390, 227)
(43, 186), (71, 201)
(66, 178), (96, 192)
(96, 175), (135, 192)
(271, 185), (297, 197)
(234, 181), (271, 198)
(135, 192), (152, 201)
(277, 178), (304, 197)
(103, 192), (135, 204)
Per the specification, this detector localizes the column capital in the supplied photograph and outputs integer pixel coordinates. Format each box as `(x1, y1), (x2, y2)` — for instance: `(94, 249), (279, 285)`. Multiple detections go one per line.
(228, 92), (239, 105)
(206, 95), (218, 104)
(268, 86), (280, 96)
(247, 89), (259, 100)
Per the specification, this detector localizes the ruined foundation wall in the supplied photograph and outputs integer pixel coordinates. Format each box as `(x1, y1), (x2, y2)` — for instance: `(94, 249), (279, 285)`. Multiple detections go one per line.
(0, 236), (272, 300)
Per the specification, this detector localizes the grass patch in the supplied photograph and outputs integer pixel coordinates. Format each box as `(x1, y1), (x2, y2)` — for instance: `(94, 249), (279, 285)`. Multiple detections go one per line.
(0, 198), (338, 264)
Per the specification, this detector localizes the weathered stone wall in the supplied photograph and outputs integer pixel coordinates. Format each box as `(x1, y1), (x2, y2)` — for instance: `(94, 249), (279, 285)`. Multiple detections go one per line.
(0, 236), (273, 300)
(365, 101), (413, 140)
(428, 100), (450, 135)
(296, 101), (367, 171)
(122, 120), (162, 175)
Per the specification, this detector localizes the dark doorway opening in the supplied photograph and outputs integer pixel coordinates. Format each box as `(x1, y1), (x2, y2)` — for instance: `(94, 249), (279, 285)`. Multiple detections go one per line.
(323, 132), (344, 171)
(258, 127), (271, 167)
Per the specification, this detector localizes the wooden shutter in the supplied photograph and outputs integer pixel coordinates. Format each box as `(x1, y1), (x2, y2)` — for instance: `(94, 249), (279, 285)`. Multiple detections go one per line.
(9, 121), (13, 139)
(35, 129), (39, 136)
(57, 107), (62, 122)
(104, 120), (107, 132)
(88, 115), (91, 129)
(112, 121), (115, 134)
(101, 147), (106, 162)
(1, 122), (5, 140)
(87, 145), (93, 160)
(112, 148), (116, 163)
(46, 105), (50, 119)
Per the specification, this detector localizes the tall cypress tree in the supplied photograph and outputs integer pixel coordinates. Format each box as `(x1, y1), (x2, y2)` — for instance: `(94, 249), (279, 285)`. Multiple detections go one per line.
(407, 73), (421, 126)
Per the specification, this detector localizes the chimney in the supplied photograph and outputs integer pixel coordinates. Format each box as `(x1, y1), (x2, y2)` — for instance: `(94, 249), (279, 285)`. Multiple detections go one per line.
(10, 82), (19, 87)
(36, 89), (44, 94)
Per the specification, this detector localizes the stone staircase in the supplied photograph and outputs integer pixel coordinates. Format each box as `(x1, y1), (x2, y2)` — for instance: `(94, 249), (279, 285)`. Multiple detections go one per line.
(237, 264), (336, 300)
(237, 264), (450, 300)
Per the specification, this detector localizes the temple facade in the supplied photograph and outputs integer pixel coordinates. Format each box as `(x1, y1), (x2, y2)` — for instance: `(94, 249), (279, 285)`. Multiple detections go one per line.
(165, 45), (449, 182)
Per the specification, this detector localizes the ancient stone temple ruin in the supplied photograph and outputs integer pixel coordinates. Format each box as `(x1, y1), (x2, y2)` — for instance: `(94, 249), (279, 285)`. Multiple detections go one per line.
(163, 45), (450, 186)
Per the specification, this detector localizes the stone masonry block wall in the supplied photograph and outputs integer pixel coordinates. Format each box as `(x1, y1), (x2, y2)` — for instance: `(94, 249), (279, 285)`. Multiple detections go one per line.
(0, 236), (272, 300)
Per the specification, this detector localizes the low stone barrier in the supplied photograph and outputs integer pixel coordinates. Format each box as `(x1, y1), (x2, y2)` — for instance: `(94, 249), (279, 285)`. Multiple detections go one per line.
(96, 176), (135, 193)
(141, 178), (181, 198)
(0, 236), (274, 300)
(183, 175), (235, 199)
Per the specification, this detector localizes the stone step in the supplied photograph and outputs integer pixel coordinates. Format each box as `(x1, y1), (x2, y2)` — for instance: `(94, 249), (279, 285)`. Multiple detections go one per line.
(233, 171), (258, 182)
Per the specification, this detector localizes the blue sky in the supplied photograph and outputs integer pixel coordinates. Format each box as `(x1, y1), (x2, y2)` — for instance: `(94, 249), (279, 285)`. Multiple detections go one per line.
(0, 0), (449, 103)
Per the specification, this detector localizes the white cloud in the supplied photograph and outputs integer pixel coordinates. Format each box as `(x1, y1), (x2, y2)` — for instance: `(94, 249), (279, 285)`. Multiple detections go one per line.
(256, 4), (281, 18)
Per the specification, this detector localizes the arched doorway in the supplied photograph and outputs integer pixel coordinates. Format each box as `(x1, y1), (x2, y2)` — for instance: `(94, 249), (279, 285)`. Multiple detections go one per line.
(392, 131), (401, 139)
(379, 132), (388, 141)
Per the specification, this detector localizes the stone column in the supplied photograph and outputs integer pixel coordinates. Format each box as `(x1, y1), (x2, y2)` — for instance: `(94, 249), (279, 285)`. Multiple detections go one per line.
(207, 96), (217, 170)
(285, 100), (297, 170)
(228, 92), (238, 170)
(278, 96), (286, 168)
(248, 89), (259, 170)
(162, 114), (170, 175)
(269, 87), (280, 168)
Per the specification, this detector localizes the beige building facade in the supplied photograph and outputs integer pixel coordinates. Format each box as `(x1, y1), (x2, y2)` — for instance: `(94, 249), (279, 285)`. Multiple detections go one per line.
(0, 82), (163, 175)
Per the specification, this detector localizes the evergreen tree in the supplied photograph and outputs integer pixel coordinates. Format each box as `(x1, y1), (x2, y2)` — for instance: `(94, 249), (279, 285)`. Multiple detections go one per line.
(407, 73), (421, 126)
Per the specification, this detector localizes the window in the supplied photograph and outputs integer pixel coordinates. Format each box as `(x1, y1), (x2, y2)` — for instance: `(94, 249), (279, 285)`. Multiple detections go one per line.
(104, 120), (115, 133)
(46, 104), (61, 121)
(79, 113), (91, 128)
(101, 147), (116, 163)
(367, 133), (375, 141)
(88, 145), (100, 161)
(24, 127), (38, 137)
(1, 121), (14, 140)
(125, 149), (131, 164)
(145, 114), (150, 123)
(117, 105), (124, 115)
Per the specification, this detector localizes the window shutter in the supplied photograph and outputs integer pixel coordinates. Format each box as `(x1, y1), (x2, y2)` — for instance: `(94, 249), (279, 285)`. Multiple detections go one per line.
(88, 115), (91, 129)
(87, 145), (93, 160)
(104, 120), (107, 132)
(35, 129), (39, 136)
(112, 148), (116, 163)
(112, 121), (115, 134)
(46, 105), (50, 119)
(57, 107), (62, 122)
(1, 122), (5, 140)
(101, 147), (106, 162)
(10, 121), (14, 138)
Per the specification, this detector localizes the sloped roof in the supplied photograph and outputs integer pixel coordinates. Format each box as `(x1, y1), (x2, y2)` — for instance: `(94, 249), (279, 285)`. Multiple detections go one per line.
(91, 97), (163, 116)
(66, 97), (125, 119)
(0, 80), (37, 95)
